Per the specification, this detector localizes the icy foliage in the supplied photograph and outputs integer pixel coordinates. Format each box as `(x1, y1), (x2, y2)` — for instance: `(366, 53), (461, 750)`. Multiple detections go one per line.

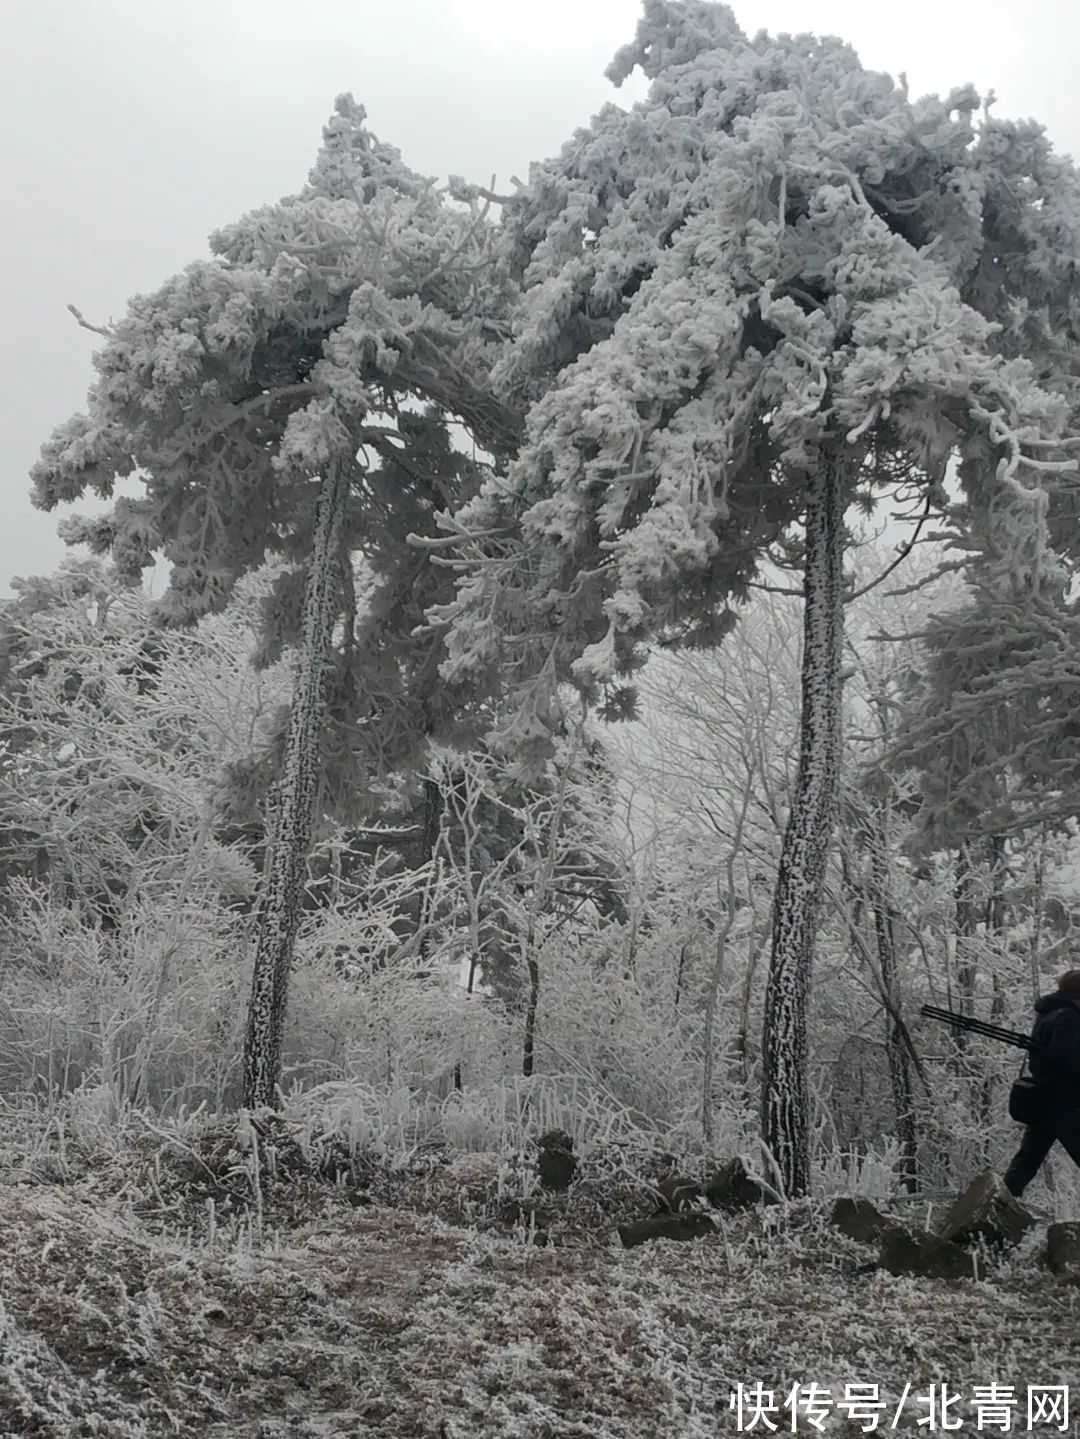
(886, 581), (1080, 846)
(32, 95), (515, 637)
(434, 0), (1080, 773)
(0, 563), (293, 1108)
(1, 542), (1078, 1203)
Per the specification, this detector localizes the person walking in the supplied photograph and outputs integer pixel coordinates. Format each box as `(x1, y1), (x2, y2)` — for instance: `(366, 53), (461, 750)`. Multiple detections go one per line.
(1004, 970), (1080, 1197)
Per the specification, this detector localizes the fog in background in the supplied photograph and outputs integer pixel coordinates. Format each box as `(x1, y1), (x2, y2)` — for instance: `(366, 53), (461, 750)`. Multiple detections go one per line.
(3, 0), (1077, 593)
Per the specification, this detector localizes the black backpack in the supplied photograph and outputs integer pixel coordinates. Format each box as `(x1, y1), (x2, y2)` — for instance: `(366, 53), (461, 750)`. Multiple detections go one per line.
(1009, 1051), (1046, 1126)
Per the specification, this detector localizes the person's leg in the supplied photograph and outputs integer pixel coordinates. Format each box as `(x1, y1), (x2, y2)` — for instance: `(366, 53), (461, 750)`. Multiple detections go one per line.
(1004, 1124), (1056, 1196)
(1048, 1104), (1080, 1174)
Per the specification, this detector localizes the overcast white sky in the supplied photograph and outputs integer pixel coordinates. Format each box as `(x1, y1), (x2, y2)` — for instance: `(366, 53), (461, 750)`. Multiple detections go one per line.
(3, 0), (1077, 595)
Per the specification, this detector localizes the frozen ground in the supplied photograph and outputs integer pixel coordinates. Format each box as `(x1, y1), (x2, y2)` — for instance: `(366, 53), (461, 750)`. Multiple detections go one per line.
(0, 1119), (1077, 1437)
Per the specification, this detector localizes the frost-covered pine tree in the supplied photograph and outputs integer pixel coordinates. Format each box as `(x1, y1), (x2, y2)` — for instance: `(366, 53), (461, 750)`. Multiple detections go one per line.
(885, 580), (1080, 850)
(31, 97), (517, 1108)
(432, 0), (1079, 1193)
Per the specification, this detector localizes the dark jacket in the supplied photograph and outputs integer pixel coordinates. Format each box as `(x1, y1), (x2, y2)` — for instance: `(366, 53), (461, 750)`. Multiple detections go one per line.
(1029, 992), (1080, 1097)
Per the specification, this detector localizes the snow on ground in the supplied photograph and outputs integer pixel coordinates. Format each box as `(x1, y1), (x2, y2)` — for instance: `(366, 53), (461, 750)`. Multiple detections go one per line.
(0, 1124), (1077, 1437)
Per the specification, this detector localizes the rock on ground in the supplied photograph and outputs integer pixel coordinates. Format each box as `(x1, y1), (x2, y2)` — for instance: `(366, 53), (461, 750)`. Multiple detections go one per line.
(1046, 1222), (1080, 1284)
(830, 1196), (890, 1244)
(655, 1175), (704, 1213)
(703, 1158), (762, 1210)
(536, 1128), (577, 1191)
(878, 1223), (986, 1282)
(618, 1212), (715, 1247)
(934, 1170), (1036, 1248)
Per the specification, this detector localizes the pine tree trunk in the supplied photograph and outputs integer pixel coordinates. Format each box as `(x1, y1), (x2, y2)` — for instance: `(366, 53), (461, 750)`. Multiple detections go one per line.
(1029, 826), (1047, 1004)
(955, 840), (978, 1016)
(761, 455), (845, 1198)
(981, 834), (1008, 1146)
(949, 840), (979, 1070)
(243, 460), (349, 1109)
(701, 919), (727, 1148)
(417, 775), (444, 986)
(868, 799), (918, 1192)
(522, 949), (540, 1079)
